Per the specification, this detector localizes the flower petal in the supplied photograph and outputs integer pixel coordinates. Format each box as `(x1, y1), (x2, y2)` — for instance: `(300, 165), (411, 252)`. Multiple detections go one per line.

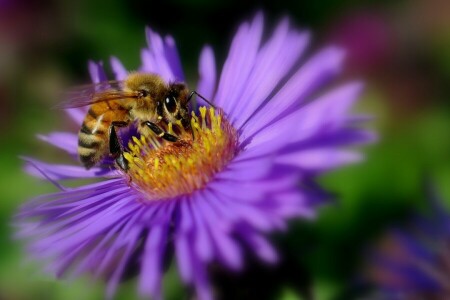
(237, 226), (278, 263)
(164, 35), (184, 81)
(197, 45), (217, 102)
(23, 157), (112, 180)
(190, 193), (214, 262)
(240, 82), (365, 159)
(142, 28), (180, 82)
(196, 189), (242, 269)
(37, 132), (78, 156)
(139, 219), (170, 299)
(214, 13), (264, 112)
(231, 22), (310, 127)
(175, 230), (194, 283)
(242, 46), (345, 138)
(65, 108), (86, 125)
(110, 56), (128, 80)
(192, 258), (213, 300)
(275, 148), (363, 171)
(215, 156), (273, 181)
(88, 60), (108, 83)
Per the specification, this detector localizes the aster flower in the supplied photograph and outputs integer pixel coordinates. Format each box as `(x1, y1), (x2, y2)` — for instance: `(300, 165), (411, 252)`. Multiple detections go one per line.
(363, 186), (450, 299)
(16, 14), (374, 300)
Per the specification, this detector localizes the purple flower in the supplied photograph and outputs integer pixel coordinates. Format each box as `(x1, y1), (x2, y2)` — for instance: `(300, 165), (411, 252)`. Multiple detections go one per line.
(363, 187), (450, 299)
(16, 14), (374, 300)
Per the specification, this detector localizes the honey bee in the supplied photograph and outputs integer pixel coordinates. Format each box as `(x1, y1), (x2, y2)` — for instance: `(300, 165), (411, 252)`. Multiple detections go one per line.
(60, 72), (211, 171)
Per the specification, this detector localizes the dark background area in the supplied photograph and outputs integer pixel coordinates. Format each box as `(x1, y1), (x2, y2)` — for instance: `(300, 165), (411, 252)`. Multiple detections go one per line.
(0, 0), (449, 299)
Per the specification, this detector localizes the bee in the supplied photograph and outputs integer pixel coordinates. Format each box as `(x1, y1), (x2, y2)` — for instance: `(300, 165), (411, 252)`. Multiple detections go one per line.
(60, 72), (211, 171)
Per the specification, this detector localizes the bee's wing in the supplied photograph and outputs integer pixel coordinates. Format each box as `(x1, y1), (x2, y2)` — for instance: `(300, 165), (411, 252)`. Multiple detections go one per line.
(55, 80), (139, 109)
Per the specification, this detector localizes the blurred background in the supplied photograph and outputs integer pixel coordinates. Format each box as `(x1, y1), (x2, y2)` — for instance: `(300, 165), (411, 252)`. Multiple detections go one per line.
(1, 0), (449, 299)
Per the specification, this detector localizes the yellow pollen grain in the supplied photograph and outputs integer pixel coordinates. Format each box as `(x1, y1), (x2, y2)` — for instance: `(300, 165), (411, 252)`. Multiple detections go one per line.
(123, 107), (237, 201)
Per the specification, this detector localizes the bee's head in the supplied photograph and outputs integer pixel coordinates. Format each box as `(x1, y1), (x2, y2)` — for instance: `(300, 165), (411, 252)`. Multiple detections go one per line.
(125, 73), (167, 108)
(159, 82), (190, 127)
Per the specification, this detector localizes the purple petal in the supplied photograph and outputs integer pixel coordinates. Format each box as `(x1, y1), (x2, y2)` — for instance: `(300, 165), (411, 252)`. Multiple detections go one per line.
(37, 132), (78, 156)
(139, 223), (169, 299)
(32, 193), (137, 254)
(192, 258), (213, 300)
(275, 148), (363, 171)
(49, 239), (90, 277)
(164, 35), (184, 80)
(280, 82), (365, 142)
(94, 216), (141, 279)
(23, 157), (112, 180)
(88, 60), (108, 83)
(197, 45), (216, 102)
(196, 190), (242, 269)
(285, 129), (377, 150)
(194, 190), (232, 233)
(241, 82), (364, 159)
(140, 48), (157, 74)
(272, 191), (317, 219)
(110, 56), (127, 80)
(208, 224), (242, 270)
(242, 46), (345, 138)
(227, 201), (276, 231)
(208, 180), (266, 203)
(231, 23), (310, 127)
(71, 214), (135, 277)
(178, 197), (194, 233)
(139, 202), (174, 299)
(190, 193), (214, 262)
(215, 156), (273, 181)
(175, 234), (194, 283)
(214, 13), (264, 112)
(239, 117), (298, 159)
(144, 28), (176, 81)
(238, 227), (278, 263)
(18, 178), (124, 211)
(65, 108), (86, 125)
(200, 188), (239, 225)
(105, 229), (140, 298)
(216, 173), (299, 197)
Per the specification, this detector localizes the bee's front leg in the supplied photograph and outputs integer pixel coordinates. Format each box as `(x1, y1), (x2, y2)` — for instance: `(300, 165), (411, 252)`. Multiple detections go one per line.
(109, 121), (129, 171)
(143, 121), (179, 142)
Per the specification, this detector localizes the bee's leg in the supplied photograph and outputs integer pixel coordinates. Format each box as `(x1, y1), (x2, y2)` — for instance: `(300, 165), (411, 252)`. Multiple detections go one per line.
(143, 121), (179, 142)
(109, 121), (129, 171)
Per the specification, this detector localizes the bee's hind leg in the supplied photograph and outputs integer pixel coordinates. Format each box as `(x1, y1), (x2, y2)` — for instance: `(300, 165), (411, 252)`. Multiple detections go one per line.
(143, 121), (179, 142)
(109, 121), (129, 171)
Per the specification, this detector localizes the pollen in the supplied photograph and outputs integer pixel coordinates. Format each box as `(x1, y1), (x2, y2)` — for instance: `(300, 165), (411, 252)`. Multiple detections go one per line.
(123, 107), (238, 201)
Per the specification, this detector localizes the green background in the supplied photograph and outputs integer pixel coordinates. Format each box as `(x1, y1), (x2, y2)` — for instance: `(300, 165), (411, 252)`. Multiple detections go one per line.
(1, 0), (449, 299)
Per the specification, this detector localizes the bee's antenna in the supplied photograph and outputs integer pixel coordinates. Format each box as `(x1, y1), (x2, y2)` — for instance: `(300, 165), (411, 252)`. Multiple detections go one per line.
(188, 91), (216, 108)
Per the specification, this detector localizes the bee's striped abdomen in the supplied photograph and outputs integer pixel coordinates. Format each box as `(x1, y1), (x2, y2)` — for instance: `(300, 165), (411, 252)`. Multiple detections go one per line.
(78, 107), (107, 169)
(78, 101), (129, 169)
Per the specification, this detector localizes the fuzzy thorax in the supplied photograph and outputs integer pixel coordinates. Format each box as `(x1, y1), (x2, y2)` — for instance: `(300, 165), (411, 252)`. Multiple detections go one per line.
(124, 107), (238, 201)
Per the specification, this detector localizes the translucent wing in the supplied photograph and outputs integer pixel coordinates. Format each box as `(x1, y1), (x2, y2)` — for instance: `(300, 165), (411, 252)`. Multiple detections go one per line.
(55, 80), (139, 109)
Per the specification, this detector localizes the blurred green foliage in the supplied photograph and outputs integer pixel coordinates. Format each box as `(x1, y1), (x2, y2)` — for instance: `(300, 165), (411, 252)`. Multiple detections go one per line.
(1, 0), (449, 299)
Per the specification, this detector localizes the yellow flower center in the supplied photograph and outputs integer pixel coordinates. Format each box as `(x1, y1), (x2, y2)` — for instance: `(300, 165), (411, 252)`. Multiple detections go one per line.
(123, 107), (238, 200)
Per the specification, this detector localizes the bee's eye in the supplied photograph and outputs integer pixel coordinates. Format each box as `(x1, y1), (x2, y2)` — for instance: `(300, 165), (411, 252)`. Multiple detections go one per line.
(164, 96), (177, 113)
(139, 90), (148, 98)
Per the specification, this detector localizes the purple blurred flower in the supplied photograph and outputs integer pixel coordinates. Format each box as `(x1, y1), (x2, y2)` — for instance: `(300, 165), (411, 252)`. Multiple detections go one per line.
(328, 10), (393, 73)
(364, 188), (450, 299)
(17, 14), (374, 300)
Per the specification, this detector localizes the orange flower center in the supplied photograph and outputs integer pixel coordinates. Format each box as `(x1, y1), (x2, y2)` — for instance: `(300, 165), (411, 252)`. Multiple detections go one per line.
(124, 107), (238, 200)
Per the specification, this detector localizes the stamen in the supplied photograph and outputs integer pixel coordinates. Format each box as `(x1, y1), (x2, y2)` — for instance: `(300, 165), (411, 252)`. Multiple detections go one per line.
(124, 107), (238, 201)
